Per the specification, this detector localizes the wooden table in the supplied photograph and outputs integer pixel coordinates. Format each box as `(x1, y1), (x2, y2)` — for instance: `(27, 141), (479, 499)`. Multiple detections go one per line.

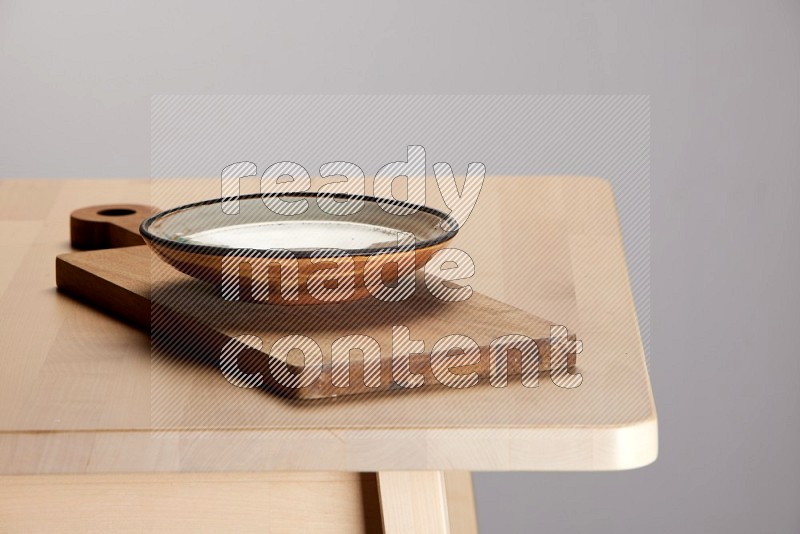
(0, 178), (657, 532)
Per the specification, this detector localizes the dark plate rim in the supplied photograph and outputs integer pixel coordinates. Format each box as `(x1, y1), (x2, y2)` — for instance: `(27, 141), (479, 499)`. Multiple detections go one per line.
(139, 192), (459, 259)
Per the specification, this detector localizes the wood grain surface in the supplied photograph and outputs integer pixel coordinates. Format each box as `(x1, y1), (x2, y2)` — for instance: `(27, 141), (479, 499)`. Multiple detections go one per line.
(0, 472), (382, 533)
(0, 177), (657, 474)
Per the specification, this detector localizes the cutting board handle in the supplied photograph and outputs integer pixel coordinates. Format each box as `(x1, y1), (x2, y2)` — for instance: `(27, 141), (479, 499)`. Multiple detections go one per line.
(70, 204), (158, 250)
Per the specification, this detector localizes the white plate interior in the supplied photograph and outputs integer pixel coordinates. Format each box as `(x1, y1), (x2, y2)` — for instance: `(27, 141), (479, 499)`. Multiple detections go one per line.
(146, 195), (453, 253)
(182, 220), (403, 251)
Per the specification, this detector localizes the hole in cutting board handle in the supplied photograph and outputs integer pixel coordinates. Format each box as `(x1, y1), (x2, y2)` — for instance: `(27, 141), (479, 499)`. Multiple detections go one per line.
(97, 208), (137, 217)
(70, 204), (159, 250)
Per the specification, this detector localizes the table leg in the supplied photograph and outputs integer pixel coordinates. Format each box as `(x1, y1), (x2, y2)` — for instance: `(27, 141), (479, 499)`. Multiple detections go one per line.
(444, 471), (479, 534)
(376, 471), (477, 534)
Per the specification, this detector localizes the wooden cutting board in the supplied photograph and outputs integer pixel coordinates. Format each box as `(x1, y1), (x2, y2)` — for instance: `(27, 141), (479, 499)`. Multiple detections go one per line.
(55, 204), (575, 400)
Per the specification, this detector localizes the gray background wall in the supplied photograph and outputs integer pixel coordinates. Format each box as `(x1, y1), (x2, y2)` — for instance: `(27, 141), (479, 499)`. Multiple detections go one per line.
(2, 1), (799, 532)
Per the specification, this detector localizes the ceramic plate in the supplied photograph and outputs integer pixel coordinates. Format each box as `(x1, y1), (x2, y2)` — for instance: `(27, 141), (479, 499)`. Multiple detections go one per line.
(140, 193), (458, 305)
